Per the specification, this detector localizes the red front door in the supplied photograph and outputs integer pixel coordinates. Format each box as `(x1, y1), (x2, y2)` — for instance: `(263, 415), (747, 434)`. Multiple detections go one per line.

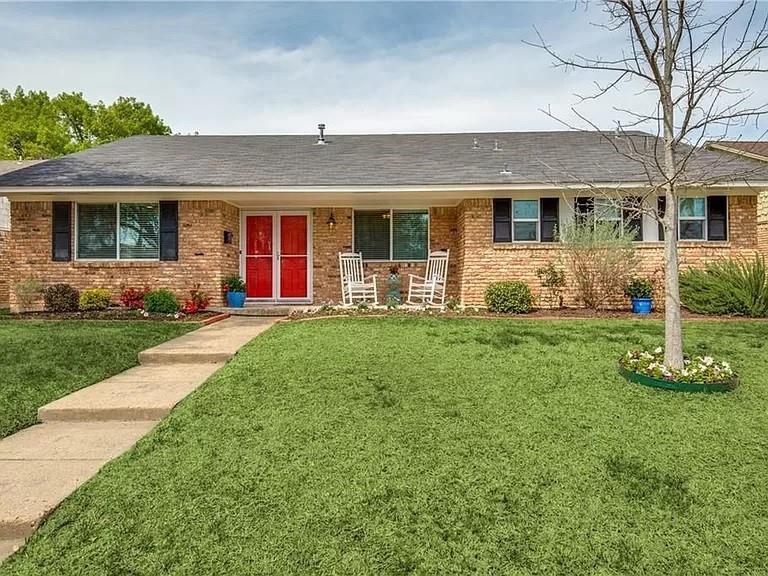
(245, 213), (308, 300)
(279, 215), (308, 299)
(245, 215), (273, 298)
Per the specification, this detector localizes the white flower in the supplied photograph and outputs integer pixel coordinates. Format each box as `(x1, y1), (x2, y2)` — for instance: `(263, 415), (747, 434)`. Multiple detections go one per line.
(174, 313), (180, 319)
(702, 356), (714, 366)
(654, 346), (663, 354)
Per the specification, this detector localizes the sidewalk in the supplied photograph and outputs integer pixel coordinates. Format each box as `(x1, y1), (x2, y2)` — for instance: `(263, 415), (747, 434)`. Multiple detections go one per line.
(0, 316), (278, 562)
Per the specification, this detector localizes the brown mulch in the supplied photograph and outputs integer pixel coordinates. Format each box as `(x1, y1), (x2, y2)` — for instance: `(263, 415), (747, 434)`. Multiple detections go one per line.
(2, 309), (221, 322)
(287, 307), (764, 322)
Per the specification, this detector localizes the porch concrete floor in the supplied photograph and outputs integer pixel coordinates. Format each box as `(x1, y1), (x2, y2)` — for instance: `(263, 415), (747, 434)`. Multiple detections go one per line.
(0, 316), (281, 563)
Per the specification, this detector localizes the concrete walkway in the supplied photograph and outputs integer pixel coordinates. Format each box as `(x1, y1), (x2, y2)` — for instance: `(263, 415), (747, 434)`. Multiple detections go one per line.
(0, 316), (278, 562)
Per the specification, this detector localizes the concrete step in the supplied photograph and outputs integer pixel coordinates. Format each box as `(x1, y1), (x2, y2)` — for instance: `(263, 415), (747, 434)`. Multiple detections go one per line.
(210, 305), (299, 317)
(138, 316), (277, 364)
(38, 364), (222, 422)
(0, 538), (25, 563)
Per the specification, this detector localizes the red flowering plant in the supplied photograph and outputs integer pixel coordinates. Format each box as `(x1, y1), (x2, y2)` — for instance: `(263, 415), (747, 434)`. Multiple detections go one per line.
(183, 284), (210, 314)
(120, 286), (150, 309)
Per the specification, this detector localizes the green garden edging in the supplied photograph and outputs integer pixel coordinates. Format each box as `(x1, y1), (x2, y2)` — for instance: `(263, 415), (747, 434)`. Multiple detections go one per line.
(618, 367), (736, 393)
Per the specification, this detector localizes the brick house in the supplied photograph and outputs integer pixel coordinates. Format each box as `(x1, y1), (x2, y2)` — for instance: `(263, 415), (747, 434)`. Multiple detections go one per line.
(0, 160), (44, 309)
(1, 130), (767, 311)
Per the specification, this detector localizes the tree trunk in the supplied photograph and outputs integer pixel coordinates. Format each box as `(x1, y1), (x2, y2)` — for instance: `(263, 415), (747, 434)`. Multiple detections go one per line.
(663, 186), (684, 369)
(660, 0), (684, 369)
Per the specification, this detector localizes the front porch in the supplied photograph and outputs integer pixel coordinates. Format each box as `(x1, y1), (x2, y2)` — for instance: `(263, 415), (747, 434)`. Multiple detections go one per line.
(235, 206), (458, 306)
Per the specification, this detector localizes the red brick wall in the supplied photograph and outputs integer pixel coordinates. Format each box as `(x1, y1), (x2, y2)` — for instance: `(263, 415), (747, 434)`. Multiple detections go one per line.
(456, 196), (762, 307)
(9, 195), (764, 310)
(0, 230), (9, 309)
(8, 200), (239, 311)
(311, 207), (458, 303)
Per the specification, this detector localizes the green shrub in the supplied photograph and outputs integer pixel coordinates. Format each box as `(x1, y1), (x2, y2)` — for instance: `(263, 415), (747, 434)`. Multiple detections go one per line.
(42, 283), (80, 313)
(625, 278), (654, 299)
(561, 218), (637, 310)
(485, 281), (534, 313)
(222, 275), (246, 293)
(79, 288), (111, 311)
(14, 278), (43, 312)
(143, 289), (180, 314)
(680, 256), (768, 317)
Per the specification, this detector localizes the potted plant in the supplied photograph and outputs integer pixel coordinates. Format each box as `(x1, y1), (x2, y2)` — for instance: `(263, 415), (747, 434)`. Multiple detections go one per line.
(625, 277), (654, 314)
(222, 275), (246, 308)
(386, 265), (402, 305)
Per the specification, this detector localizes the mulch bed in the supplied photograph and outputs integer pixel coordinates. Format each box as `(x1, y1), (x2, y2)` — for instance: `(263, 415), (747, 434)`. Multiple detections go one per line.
(287, 307), (761, 322)
(3, 309), (222, 322)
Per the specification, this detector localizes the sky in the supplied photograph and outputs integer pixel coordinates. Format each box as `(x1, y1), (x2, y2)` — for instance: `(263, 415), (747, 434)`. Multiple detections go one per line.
(0, 1), (765, 139)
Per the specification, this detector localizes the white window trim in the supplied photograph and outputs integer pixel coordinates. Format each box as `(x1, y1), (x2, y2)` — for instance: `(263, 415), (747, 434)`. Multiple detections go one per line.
(512, 199), (540, 243)
(352, 208), (430, 262)
(75, 202), (161, 262)
(678, 197), (707, 241)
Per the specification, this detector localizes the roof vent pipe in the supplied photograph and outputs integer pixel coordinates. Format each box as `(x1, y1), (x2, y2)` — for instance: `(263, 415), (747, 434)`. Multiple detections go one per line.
(316, 123), (327, 145)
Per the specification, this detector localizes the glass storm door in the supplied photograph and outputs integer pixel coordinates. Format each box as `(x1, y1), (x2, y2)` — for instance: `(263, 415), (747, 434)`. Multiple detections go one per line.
(278, 214), (308, 299)
(245, 213), (309, 300)
(245, 215), (274, 299)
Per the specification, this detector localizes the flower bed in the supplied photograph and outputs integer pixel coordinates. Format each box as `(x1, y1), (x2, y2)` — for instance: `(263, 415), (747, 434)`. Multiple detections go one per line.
(618, 347), (737, 393)
(7, 308), (221, 322)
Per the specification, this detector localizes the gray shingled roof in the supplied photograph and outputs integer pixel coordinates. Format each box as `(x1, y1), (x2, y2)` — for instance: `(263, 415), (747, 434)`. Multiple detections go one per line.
(0, 131), (766, 188)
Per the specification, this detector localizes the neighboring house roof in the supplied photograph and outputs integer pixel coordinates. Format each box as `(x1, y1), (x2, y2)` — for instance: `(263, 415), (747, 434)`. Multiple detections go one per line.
(0, 160), (45, 229)
(707, 141), (768, 163)
(0, 132), (767, 189)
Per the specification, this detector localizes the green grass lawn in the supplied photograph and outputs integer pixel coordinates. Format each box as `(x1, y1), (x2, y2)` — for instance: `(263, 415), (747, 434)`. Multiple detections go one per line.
(4, 317), (768, 575)
(0, 320), (196, 438)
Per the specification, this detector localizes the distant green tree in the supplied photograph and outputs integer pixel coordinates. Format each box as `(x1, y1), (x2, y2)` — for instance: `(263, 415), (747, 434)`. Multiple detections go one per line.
(90, 97), (170, 144)
(0, 86), (171, 160)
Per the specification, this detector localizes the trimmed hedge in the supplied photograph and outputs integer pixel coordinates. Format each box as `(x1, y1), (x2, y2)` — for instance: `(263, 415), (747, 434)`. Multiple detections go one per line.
(43, 284), (80, 313)
(485, 281), (534, 313)
(79, 288), (111, 311)
(143, 289), (180, 314)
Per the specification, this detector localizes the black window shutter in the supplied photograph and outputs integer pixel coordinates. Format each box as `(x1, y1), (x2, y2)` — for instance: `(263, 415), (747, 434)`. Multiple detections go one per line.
(51, 202), (72, 261)
(707, 196), (728, 241)
(540, 198), (559, 242)
(493, 199), (512, 242)
(159, 201), (179, 261)
(575, 197), (593, 223)
(623, 196), (644, 241)
(657, 197), (666, 241)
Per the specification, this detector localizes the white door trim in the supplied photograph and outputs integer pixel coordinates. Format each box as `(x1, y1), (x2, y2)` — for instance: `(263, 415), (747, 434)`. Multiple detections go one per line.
(240, 210), (313, 303)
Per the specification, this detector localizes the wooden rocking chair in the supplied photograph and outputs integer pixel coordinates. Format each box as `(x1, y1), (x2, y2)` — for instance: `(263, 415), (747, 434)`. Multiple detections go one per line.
(407, 250), (449, 306)
(339, 252), (378, 306)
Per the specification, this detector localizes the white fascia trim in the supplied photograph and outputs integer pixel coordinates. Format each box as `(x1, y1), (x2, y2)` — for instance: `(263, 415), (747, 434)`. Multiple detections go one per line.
(2, 181), (766, 198)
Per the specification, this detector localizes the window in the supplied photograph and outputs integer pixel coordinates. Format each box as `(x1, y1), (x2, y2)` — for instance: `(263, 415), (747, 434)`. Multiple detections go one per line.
(679, 197), (706, 240)
(493, 198), (559, 243)
(77, 203), (160, 260)
(513, 200), (539, 241)
(575, 196), (643, 241)
(353, 209), (429, 260)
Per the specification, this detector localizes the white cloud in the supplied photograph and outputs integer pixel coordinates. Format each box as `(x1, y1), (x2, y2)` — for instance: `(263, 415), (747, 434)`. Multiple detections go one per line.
(0, 3), (763, 140)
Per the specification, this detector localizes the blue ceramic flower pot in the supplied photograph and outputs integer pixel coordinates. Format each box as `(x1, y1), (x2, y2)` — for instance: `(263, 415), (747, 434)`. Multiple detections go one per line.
(631, 297), (653, 314)
(226, 291), (246, 308)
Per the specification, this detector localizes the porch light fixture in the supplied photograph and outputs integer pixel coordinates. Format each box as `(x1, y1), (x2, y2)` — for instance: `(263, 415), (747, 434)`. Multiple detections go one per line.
(326, 211), (337, 230)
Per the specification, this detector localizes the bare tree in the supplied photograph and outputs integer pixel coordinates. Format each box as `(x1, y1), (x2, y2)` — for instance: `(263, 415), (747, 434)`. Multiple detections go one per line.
(529, 0), (768, 368)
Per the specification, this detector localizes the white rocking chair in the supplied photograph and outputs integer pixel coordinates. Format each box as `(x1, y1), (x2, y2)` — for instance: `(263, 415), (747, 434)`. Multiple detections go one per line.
(407, 250), (449, 306)
(339, 252), (378, 306)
